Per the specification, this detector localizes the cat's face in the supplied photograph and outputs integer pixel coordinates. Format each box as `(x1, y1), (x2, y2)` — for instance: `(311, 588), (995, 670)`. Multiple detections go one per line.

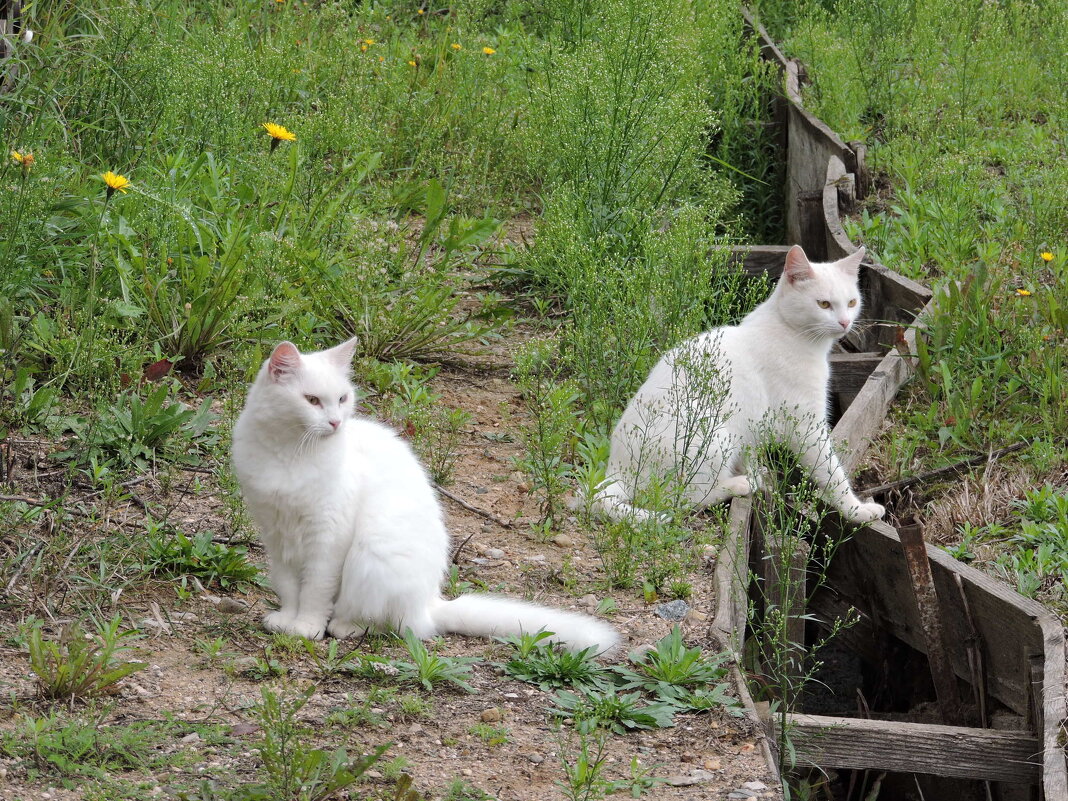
(256, 338), (359, 438)
(777, 246), (864, 340)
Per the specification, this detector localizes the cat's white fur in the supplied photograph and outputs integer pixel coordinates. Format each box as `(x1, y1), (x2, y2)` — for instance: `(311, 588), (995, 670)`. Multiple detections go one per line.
(591, 245), (885, 524)
(232, 339), (618, 653)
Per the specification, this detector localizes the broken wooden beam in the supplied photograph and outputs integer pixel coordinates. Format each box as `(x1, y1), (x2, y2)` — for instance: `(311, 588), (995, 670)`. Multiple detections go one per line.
(779, 713), (1042, 785)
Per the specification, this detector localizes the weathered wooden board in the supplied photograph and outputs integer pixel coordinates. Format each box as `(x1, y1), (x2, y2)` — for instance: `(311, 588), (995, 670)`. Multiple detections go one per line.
(822, 519), (1052, 719)
(741, 7), (859, 251)
(831, 296), (935, 474)
(828, 352), (885, 410)
(780, 713), (1042, 785)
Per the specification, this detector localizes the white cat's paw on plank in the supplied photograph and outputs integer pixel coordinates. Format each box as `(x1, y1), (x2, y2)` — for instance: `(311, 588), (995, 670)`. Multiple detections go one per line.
(844, 501), (885, 523)
(723, 475), (752, 497)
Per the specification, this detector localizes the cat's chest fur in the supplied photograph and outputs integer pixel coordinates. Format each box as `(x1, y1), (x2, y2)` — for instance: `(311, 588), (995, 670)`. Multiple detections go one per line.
(232, 423), (364, 551)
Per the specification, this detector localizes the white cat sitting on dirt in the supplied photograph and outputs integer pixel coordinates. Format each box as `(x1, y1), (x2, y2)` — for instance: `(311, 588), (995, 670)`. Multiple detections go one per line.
(590, 245), (885, 525)
(232, 337), (618, 653)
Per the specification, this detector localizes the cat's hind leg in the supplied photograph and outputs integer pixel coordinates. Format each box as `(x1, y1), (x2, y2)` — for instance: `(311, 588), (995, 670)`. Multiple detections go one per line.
(586, 478), (666, 524)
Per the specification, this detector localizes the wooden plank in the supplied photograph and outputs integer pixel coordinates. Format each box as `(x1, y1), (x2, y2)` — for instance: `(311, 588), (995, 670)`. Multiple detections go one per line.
(822, 156), (855, 260)
(781, 713), (1042, 785)
(709, 495), (782, 785)
(715, 245), (792, 280)
(829, 351), (884, 411)
(862, 261), (934, 349)
(711, 495), (753, 645)
(831, 296), (936, 474)
(1037, 615), (1068, 799)
(823, 519), (1050, 718)
(761, 535), (809, 687)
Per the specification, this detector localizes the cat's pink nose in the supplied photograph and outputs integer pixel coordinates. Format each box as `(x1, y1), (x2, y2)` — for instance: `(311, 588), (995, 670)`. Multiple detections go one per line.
(329, 419), (340, 430)
(838, 319), (850, 330)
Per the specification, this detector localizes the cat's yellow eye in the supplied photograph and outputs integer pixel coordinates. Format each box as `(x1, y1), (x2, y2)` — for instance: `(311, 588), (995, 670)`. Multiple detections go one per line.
(848, 298), (858, 308)
(817, 300), (832, 309)
(305, 395), (321, 406)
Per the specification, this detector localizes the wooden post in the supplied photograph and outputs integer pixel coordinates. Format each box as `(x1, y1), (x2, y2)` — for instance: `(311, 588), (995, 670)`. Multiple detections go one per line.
(762, 534), (809, 690)
(897, 521), (967, 726)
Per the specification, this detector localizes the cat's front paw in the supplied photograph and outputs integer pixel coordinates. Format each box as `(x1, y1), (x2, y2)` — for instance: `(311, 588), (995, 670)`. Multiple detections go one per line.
(263, 610), (297, 634)
(844, 500), (885, 523)
(326, 618), (366, 640)
(263, 611), (326, 640)
(723, 475), (752, 497)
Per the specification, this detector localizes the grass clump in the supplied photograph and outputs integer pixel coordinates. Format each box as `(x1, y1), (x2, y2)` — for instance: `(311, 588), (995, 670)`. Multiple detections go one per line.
(252, 683), (389, 801)
(144, 526), (261, 590)
(26, 616), (147, 701)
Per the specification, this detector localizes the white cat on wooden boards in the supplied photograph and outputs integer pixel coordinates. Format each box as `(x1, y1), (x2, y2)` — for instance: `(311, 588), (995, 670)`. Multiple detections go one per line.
(232, 337), (617, 653)
(590, 244), (885, 524)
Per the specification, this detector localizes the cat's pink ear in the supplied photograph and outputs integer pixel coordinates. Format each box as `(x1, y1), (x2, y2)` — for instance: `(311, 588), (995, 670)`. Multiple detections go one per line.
(783, 245), (814, 285)
(323, 336), (359, 371)
(836, 247), (866, 277)
(268, 341), (302, 382)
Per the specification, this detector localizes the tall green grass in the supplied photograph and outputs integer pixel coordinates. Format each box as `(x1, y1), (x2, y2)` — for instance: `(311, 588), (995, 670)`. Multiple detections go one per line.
(752, 0), (1067, 477)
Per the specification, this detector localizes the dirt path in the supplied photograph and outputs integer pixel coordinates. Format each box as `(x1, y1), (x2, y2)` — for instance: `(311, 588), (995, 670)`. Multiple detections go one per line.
(0, 305), (780, 801)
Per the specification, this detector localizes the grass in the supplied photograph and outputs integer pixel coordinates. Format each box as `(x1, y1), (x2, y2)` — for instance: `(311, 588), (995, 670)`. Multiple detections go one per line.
(751, 0), (1067, 480)
(12, 0), (1052, 795)
(26, 616), (147, 701)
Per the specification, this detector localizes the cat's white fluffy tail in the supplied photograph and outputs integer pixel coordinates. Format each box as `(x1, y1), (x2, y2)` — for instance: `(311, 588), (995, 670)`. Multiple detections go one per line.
(431, 594), (618, 654)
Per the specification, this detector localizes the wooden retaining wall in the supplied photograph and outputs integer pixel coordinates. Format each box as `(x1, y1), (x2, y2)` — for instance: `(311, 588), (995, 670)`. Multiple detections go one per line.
(712, 8), (1068, 800)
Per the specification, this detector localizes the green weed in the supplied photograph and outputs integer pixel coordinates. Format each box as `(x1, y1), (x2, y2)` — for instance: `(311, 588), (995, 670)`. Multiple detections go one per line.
(253, 683), (389, 801)
(26, 616), (147, 701)
(395, 629), (480, 693)
(144, 525), (260, 589)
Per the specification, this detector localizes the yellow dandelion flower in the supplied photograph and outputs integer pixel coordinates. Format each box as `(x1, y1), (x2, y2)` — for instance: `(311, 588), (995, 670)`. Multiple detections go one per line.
(417, 8), (424, 14)
(482, 46), (496, 55)
(364, 38), (375, 45)
(1040, 251), (1054, 262)
(361, 44), (367, 52)
(12, 150), (34, 176)
(451, 42), (461, 50)
(378, 56), (384, 62)
(1016, 288), (1032, 297)
(101, 171), (131, 197)
(408, 60), (417, 67)
(262, 122), (297, 152)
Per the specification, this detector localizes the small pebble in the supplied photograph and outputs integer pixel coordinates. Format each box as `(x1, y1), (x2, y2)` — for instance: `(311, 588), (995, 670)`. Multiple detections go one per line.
(666, 770), (716, 787)
(217, 598), (247, 614)
(485, 548), (505, 559)
(655, 599), (690, 621)
(461, 768), (473, 777)
(526, 753), (544, 765)
(180, 732), (202, 745)
(704, 758), (722, 770)
(685, 609), (708, 623)
(480, 708), (501, 723)
(743, 781), (768, 791)
(552, 534), (574, 547)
